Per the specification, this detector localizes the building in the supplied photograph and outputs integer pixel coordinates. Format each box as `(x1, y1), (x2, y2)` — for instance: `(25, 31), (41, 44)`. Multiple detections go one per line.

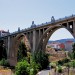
(46, 42), (65, 51)
(59, 43), (65, 50)
(65, 40), (74, 52)
(0, 30), (9, 37)
(47, 39), (74, 52)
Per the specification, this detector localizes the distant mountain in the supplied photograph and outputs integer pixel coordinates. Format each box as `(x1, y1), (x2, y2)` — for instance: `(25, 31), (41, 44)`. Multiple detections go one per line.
(48, 38), (75, 44)
(56, 38), (75, 43)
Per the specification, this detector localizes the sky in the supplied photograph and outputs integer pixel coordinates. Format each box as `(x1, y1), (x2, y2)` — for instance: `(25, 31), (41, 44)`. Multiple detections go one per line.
(0, 0), (75, 40)
(50, 28), (74, 41)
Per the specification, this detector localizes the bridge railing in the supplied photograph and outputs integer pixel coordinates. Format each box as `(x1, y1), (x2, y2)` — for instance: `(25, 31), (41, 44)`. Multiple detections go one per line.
(0, 14), (75, 38)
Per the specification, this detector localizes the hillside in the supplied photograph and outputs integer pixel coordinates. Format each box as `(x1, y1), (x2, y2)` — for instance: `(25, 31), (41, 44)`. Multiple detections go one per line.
(48, 38), (75, 44)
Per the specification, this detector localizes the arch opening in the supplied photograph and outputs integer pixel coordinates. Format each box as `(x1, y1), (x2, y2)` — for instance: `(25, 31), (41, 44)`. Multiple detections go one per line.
(42, 27), (75, 62)
(37, 25), (74, 52)
(46, 28), (74, 53)
(14, 33), (31, 62)
(37, 26), (75, 62)
(15, 34), (31, 51)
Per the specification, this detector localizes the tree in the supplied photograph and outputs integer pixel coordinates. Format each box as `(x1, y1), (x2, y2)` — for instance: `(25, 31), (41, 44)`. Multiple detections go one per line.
(0, 40), (7, 60)
(57, 65), (62, 73)
(17, 42), (27, 61)
(15, 60), (30, 75)
(30, 59), (40, 75)
(72, 43), (75, 59)
(33, 50), (49, 70)
(72, 43), (75, 52)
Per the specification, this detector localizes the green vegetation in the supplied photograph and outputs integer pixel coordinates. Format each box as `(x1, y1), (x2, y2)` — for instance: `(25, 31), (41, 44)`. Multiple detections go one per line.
(2, 40), (75, 75)
(15, 42), (49, 75)
(57, 65), (63, 73)
(0, 40), (9, 67)
(67, 60), (75, 68)
(0, 58), (9, 67)
(29, 50), (49, 75)
(72, 43), (75, 59)
(17, 42), (27, 61)
(33, 50), (49, 70)
(15, 60), (30, 75)
(69, 43), (75, 60)
(0, 40), (7, 60)
(30, 57), (41, 75)
(15, 42), (75, 75)
(50, 62), (57, 68)
(16, 42), (75, 75)
(57, 58), (70, 66)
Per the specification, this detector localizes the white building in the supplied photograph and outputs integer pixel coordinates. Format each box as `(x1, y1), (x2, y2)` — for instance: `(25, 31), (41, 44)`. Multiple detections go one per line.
(46, 42), (60, 50)
(0, 30), (9, 37)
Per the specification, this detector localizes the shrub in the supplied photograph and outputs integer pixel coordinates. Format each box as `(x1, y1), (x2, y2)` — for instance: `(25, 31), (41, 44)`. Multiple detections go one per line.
(0, 40), (7, 60)
(72, 61), (75, 68)
(72, 43), (75, 59)
(26, 52), (31, 63)
(17, 42), (27, 61)
(30, 61), (41, 75)
(63, 58), (70, 63)
(50, 62), (57, 68)
(57, 66), (62, 73)
(68, 52), (73, 59)
(64, 62), (70, 69)
(33, 50), (49, 70)
(58, 58), (70, 66)
(0, 59), (9, 67)
(28, 54), (41, 75)
(68, 60), (75, 68)
(15, 60), (30, 75)
(58, 60), (63, 65)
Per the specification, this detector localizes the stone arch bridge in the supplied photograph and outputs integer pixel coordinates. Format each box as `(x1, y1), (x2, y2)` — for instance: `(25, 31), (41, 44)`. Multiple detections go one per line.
(0, 15), (75, 66)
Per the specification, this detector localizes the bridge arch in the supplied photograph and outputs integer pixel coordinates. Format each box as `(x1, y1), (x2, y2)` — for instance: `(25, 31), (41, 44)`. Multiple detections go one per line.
(9, 33), (31, 65)
(14, 33), (31, 55)
(37, 25), (74, 51)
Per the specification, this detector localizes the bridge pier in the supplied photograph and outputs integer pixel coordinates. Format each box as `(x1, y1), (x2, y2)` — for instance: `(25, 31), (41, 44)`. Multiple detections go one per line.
(7, 36), (10, 58)
(32, 30), (36, 52)
(7, 36), (17, 66)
